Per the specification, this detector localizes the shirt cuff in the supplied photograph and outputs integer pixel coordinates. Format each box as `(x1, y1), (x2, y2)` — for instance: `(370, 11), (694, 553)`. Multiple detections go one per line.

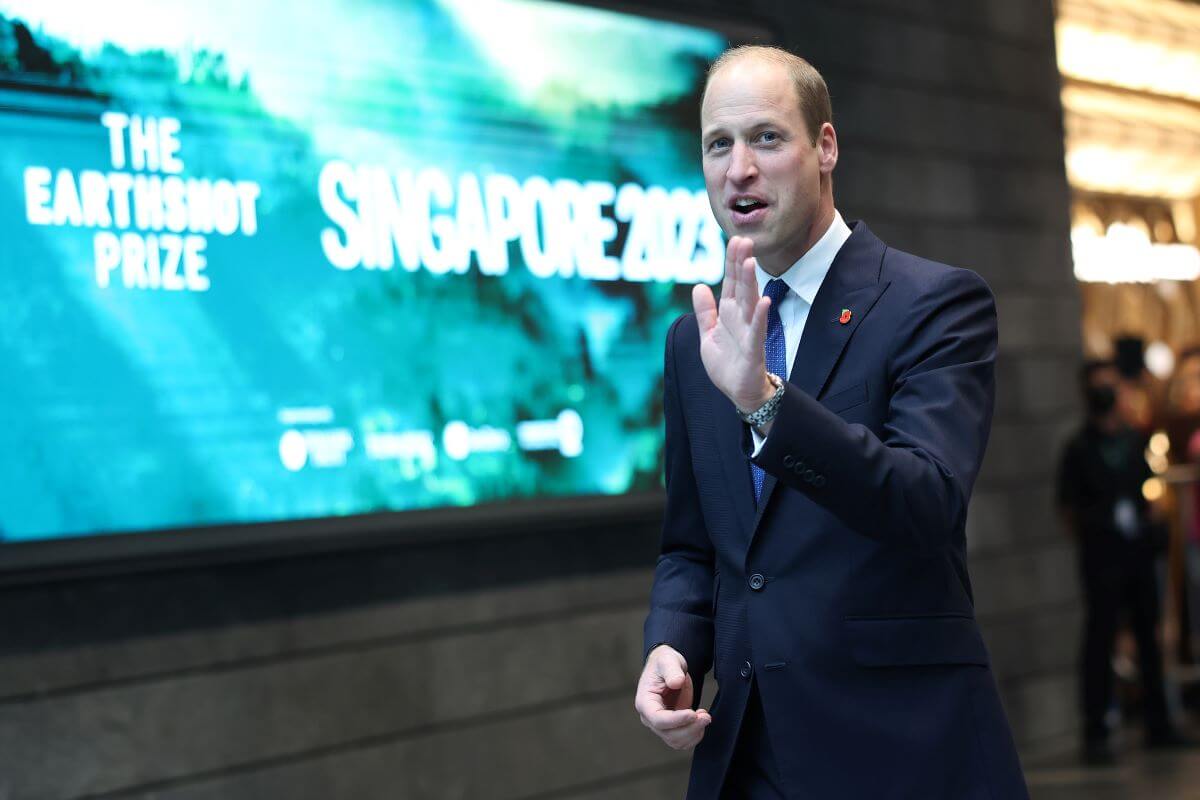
(750, 426), (766, 457)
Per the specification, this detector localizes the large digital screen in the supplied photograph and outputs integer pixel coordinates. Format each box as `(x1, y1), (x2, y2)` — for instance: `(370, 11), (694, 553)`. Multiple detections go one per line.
(0, 0), (729, 545)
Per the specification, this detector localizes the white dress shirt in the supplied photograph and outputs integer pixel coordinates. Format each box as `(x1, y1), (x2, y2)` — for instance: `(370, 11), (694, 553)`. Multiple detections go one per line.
(750, 210), (852, 455)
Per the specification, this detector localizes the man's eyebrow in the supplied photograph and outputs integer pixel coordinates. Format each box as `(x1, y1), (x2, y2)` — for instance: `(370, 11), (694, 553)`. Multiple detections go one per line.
(702, 118), (787, 140)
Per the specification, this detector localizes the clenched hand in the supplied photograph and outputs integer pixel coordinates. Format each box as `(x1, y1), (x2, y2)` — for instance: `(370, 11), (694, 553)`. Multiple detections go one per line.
(634, 644), (712, 750)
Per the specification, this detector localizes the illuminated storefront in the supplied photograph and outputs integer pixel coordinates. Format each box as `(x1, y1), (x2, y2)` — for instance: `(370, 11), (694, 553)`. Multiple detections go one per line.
(1057, 0), (1200, 363)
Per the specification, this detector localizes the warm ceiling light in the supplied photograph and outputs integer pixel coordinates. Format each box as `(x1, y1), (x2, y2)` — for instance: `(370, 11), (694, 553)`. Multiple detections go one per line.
(1060, 85), (1200, 199)
(1065, 145), (1200, 199)
(1057, 20), (1200, 102)
(1062, 84), (1200, 136)
(1073, 223), (1200, 283)
(1056, 0), (1200, 199)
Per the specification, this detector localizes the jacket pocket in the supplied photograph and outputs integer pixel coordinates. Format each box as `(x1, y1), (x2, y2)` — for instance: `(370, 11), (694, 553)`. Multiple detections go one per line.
(821, 381), (868, 414)
(844, 614), (989, 668)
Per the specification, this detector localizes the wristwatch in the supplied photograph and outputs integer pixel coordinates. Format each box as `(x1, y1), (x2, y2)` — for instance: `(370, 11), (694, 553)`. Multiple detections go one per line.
(736, 372), (785, 428)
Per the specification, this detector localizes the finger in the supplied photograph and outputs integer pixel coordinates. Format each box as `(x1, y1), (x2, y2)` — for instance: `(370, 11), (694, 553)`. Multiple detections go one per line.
(647, 707), (699, 731)
(721, 235), (741, 304)
(634, 683), (666, 718)
(751, 295), (771, 351)
(738, 256), (759, 323)
(736, 238), (755, 288)
(738, 238), (755, 296)
(729, 237), (753, 295)
(662, 715), (713, 750)
(692, 284), (718, 333)
(637, 683), (693, 726)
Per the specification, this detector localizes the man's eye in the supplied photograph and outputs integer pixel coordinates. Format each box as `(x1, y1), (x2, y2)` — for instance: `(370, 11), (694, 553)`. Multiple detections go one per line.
(708, 138), (730, 152)
(758, 131), (779, 143)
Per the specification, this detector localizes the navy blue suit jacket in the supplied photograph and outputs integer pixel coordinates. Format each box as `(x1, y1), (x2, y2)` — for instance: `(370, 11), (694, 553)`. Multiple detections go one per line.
(644, 221), (1029, 799)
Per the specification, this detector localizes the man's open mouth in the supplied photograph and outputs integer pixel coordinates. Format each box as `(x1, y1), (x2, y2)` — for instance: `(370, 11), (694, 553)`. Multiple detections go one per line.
(732, 198), (768, 213)
(730, 198), (769, 224)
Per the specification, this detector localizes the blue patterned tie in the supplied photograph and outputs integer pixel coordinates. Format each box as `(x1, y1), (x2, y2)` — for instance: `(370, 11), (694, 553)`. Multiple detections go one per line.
(752, 278), (790, 503)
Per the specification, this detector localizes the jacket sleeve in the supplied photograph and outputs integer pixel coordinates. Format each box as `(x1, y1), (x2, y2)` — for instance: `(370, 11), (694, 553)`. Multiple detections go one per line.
(643, 315), (714, 696)
(752, 267), (997, 553)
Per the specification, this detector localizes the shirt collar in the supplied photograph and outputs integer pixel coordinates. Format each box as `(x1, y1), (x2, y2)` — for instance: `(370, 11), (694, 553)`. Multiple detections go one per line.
(755, 209), (851, 305)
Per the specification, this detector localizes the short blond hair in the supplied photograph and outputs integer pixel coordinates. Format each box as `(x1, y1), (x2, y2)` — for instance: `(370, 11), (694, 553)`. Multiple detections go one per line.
(704, 46), (832, 144)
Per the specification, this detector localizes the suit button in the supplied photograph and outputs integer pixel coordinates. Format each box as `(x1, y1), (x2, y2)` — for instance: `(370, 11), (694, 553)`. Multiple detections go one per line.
(813, 475), (826, 487)
(793, 462), (805, 475)
(782, 455), (795, 468)
(739, 661), (753, 679)
(749, 573), (765, 591)
(803, 469), (815, 483)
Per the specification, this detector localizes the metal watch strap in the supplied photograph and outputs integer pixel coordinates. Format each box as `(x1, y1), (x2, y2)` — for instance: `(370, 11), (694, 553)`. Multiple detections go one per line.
(736, 373), (785, 427)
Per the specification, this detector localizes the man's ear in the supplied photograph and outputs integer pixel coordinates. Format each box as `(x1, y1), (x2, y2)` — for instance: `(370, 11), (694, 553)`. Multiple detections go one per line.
(818, 122), (838, 175)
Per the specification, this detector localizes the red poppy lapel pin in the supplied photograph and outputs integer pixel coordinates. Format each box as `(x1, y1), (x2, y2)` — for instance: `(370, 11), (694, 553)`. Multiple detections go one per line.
(839, 308), (852, 325)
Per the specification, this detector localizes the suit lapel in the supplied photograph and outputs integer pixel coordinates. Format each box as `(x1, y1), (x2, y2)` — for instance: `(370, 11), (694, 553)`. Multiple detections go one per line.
(749, 221), (890, 536)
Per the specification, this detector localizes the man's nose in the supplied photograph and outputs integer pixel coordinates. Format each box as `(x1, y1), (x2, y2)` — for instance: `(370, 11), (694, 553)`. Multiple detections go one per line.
(727, 142), (758, 183)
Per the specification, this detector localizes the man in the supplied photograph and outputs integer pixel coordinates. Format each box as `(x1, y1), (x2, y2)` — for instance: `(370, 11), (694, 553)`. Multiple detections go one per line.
(1057, 360), (1184, 764)
(633, 46), (1028, 798)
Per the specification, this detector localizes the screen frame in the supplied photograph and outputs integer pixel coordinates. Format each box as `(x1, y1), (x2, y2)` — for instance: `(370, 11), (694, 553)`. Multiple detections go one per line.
(0, 0), (773, 584)
(0, 491), (668, 585)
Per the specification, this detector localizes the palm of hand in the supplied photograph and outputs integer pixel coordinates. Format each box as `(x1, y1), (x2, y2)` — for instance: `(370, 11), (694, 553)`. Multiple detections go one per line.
(699, 294), (762, 391)
(692, 236), (771, 409)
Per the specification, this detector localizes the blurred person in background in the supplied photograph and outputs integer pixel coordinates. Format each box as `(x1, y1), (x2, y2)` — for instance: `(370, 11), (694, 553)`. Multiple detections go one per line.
(1114, 336), (1157, 434)
(1057, 359), (1187, 764)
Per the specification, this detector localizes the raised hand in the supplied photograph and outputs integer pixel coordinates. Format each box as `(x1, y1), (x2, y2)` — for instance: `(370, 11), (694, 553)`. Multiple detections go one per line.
(692, 235), (775, 412)
(634, 644), (712, 750)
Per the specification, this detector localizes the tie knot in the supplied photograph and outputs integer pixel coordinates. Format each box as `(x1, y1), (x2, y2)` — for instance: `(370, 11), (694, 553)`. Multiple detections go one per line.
(763, 278), (789, 305)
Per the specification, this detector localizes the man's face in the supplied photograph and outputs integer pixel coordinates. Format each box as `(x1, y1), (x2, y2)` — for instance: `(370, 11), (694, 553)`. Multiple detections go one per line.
(1085, 365), (1122, 420)
(700, 58), (833, 271)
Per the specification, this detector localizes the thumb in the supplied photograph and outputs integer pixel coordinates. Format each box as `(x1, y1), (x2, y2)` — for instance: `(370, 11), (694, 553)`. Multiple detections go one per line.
(659, 654), (688, 690)
(693, 284), (717, 332)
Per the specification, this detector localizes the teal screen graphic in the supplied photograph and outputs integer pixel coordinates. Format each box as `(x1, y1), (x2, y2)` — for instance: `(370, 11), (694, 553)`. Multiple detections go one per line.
(0, 0), (727, 542)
